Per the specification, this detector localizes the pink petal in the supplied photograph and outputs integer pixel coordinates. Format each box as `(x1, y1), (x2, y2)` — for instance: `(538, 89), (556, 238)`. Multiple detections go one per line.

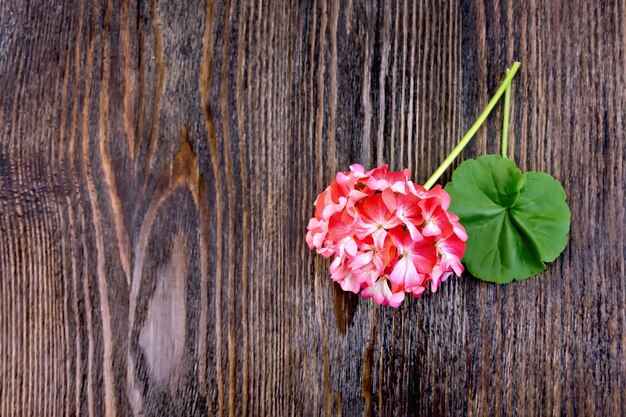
(371, 229), (388, 251)
(430, 268), (453, 293)
(361, 281), (384, 304)
(343, 237), (358, 257)
(327, 211), (356, 241)
(381, 188), (398, 212)
(358, 194), (387, 222)
(312, 231), (326, 248)
(350, 163), (365, 173)
(407, 181), (429, 198)
(428, 185), (451, 209)
(410, 286), (426, 298)
(438, 235), (466, 260)
(404, 221), (424, 242)
(389, 181), (407, 194)
(336, 171), (353, 185)
(338, 273), (360, 293)
(389, 257), (421, 288)
(348, 251), (374, 270)
(348, 189), (370, 202)
(317, 247), (334, 258)
(387, 288), (406, 307)
(422, 221), (442, 237)
(329, 256), (343, 274)
(453, 223), (468, 241)
(366, 177), (389, 191)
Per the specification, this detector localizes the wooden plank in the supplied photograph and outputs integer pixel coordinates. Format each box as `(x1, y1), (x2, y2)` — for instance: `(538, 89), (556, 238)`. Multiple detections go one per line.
(0, 0), (624, 415)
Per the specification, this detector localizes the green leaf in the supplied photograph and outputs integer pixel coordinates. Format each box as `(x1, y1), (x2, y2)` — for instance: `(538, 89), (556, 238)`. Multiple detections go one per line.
(444, 155), (571, 283)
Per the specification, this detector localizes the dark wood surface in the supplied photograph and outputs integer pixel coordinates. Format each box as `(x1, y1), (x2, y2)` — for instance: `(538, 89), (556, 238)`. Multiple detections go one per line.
(0, 0), (624, 416)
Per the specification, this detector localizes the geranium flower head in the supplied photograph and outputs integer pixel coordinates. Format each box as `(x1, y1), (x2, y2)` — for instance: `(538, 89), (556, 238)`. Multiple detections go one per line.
(306, 165), (467, 307)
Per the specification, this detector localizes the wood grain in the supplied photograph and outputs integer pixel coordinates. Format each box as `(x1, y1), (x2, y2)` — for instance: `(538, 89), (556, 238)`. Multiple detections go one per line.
(0, 0), (624, 415)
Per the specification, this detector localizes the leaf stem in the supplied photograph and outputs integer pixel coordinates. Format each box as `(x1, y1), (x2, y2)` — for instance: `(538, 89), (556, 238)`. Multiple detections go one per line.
(501, 68), (513, 158)
(423, 61), (521, 190)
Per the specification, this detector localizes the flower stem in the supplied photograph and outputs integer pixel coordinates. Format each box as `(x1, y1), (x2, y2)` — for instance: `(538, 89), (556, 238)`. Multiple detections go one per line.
(423, 61), (521, 190)
(501, 68), (513, 159)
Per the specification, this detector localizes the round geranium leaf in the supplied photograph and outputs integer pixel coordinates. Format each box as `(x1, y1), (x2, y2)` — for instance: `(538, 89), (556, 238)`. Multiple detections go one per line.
(444, 155), (571, 283)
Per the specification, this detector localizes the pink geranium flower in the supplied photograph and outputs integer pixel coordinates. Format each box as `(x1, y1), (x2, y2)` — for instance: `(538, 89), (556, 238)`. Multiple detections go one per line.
(355, 194), (402, 249)
(329, 256), (360, 294)
(418, 196), (454, 237)
(388, 227), (436, 289)
(382, 189), (424, 241)
(349, 236), (395, 288)
(306, 164), (467, 308)
(361, 276), (405, 307)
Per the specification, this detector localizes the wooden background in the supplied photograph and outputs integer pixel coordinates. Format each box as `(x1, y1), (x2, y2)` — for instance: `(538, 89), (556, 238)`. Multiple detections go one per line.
(0, 0), (624, 415)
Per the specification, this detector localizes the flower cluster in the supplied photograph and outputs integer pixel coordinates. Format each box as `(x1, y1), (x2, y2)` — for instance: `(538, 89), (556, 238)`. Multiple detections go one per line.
(306, 164), (467, 307)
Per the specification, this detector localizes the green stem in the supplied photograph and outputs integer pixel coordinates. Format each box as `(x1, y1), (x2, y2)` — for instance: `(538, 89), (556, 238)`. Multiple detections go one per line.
(423, 61), (521, 190)
(501, 68), (512, 158)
